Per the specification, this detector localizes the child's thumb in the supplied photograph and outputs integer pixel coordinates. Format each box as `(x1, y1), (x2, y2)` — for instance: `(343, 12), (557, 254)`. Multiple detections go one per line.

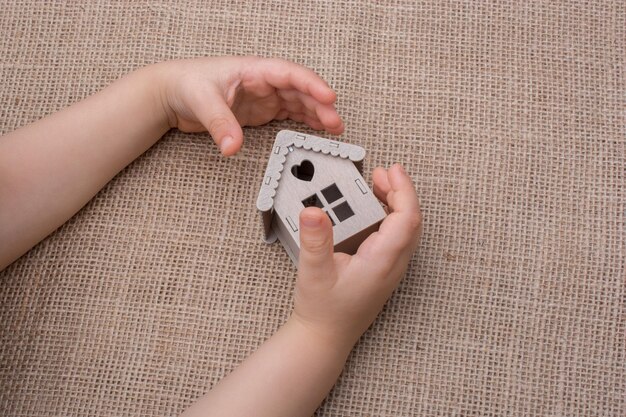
(199, 95), (243, 156)
(298, 207), (334, 278)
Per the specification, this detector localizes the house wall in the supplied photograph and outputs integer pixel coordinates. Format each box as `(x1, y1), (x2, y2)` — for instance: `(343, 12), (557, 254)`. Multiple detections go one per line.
(273, 148), (386, 253)
(271, 211), (299, 265)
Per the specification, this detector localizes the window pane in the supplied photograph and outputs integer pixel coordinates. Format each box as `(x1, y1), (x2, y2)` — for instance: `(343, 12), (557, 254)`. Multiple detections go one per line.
(333, 201), (354, 222)
(302, 194), (323, 208)
(321, 183), (343, 204)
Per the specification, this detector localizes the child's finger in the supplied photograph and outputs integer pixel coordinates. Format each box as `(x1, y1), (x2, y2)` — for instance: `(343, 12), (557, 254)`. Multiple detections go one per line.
(356, 165), (421, 263)
(372, 167), (391, 205)
(279, 99), (318, 121)
(325, 120), (345, 135)
(286, 112), (332, 132)
(278, 89), (343, 132)
(315, 104), (343, 131)
(278, 90), (324, 119)
(385, 164), (420, 213)
(192, 88), (244, 156)
(258, 59), (337, 104)
(287, 112), (307, 123)
(298, 207), (336, 282)
(377, 165), (421, 251)
(301, 115), (325, 131)
(385, 164), (421, 216)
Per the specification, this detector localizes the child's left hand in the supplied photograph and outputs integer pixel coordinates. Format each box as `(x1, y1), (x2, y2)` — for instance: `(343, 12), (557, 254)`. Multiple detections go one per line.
(155, 56), (344, 156)
(292, 164), (422, 349)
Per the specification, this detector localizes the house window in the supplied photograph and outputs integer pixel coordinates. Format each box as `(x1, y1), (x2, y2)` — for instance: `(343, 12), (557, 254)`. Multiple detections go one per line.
(321, 184), (343, 203)
(301, 183), (354, 226)
(302, 194), (323, 208)
(332, 201), (355, 222)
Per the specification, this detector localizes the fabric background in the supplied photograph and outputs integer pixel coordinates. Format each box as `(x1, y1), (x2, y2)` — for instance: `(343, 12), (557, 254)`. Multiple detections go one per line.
(1, 1), (624, 415)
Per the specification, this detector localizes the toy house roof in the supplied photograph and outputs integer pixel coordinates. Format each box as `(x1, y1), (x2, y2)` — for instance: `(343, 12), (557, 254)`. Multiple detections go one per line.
(256, 130), (366, 242)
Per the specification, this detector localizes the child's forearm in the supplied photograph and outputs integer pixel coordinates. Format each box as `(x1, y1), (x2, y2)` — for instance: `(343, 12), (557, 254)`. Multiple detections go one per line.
(0, 65), (170, 269)
(182, 317), (356, 417)
(0, 57), (344, 270)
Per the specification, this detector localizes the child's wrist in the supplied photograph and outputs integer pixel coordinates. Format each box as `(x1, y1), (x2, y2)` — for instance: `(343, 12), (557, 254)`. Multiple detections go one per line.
(133, 61), (178, 130)
(286, 314), (359, 357)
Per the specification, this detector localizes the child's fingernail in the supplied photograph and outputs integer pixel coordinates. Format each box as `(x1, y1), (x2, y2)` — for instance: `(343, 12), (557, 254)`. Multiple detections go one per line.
(397, 164), (406, 174)
(220, 136), (234, 153)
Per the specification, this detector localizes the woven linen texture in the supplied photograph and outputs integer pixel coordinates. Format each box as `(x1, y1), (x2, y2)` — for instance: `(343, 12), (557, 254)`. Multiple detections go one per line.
(1, 1), (624, 416)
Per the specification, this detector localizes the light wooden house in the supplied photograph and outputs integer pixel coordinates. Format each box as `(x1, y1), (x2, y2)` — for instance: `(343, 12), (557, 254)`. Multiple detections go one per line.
(256, 130), (386, 266)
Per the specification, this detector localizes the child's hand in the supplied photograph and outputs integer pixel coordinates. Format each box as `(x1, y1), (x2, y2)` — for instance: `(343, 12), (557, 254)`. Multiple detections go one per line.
(156, 56), (344, 156)
(183, 166), (418, 416)
(291, 164), (422, 349)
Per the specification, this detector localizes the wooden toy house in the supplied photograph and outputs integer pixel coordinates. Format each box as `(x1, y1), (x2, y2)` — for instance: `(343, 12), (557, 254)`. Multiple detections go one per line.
(256, 130), (386, 265)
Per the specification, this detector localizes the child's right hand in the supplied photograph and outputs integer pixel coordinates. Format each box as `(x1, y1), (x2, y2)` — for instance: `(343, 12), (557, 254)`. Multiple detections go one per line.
(153, 56), (344, 156)
(291, 164), (422, 349)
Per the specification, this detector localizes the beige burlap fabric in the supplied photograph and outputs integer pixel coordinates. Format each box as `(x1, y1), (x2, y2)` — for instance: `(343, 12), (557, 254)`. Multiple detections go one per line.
(1, 1), (624, 416)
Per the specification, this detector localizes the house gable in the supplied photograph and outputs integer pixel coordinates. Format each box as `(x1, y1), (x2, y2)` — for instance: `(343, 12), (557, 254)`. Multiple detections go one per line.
(256, 130), (367, 241)
(256, 130), (386, 263)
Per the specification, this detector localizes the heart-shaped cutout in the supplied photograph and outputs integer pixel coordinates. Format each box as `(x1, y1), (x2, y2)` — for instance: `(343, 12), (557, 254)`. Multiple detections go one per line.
(291, 160), (315, 182)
